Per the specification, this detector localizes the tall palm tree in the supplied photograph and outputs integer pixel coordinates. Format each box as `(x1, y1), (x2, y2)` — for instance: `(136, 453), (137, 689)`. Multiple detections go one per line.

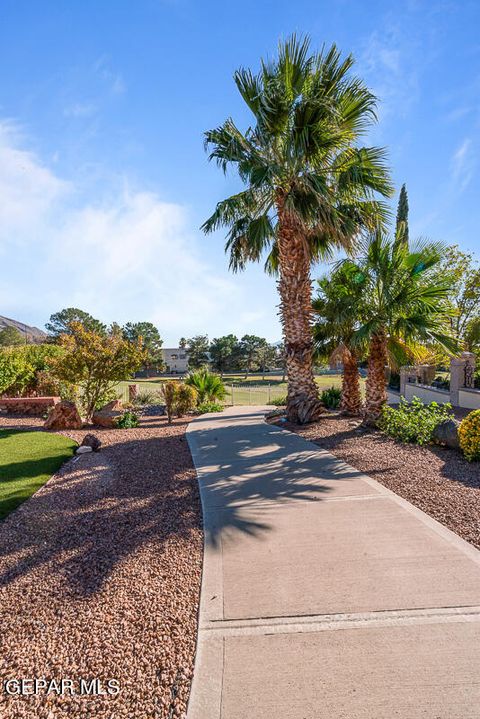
(313, 264), (364, 415)
(348, 232), (457, 425)
(202, 35), (393, 423)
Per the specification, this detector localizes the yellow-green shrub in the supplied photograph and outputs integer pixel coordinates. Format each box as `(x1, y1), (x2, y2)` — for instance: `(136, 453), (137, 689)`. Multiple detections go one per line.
(458, 409), (480, 462)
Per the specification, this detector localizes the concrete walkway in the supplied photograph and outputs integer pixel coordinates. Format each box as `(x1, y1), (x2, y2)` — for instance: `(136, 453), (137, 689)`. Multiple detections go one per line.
(186, 406), (480, 719)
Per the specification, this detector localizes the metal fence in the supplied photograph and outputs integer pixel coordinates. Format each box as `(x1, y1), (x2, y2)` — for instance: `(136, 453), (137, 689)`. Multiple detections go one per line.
(226, 383), (286, 406)
(117, 381), (287, 406)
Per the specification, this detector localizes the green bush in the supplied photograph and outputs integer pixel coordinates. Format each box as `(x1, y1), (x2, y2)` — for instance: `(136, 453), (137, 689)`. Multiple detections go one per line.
(458, 409), (480, 462)
(115, 411), (139, 428)
(160, 381), (197, 423)
(268, 395), (287, 406)
(176, 384), (198, 416)
(185, 369), (226, 404)
(197, 401), (224, 414)
(0, 345), (64, 396)
(321, 386), (341, 409)
(379, 397), (453, 445)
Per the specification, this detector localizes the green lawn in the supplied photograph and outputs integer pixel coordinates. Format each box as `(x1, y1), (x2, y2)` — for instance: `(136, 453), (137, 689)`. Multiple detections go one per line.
(117, 374), (366, 406)
(0, 430), (76, 520)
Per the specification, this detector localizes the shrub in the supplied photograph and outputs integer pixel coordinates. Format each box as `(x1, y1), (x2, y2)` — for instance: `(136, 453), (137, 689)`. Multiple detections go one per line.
(160, 381), (197, 423)
(185, 369), (226, 404)
(321, 386), (341, 409)
(35, 370), (78, 402)
(379, 396), (453, 445)
(135, 389), (162, 405)
(458, 409), (480, 462)
(115, 411), (139, 429)
(0, 345), (64, 396)
(197, 401), (224, 414)
(161, 381), (178, 423)
(268, 395), (287, 406)
(176, 384), (198, 416)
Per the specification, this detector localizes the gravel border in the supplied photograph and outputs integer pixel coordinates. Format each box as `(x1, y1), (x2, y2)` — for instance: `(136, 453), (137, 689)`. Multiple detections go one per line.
(280, 413), (480, 550)
(0, 414), (202, 718)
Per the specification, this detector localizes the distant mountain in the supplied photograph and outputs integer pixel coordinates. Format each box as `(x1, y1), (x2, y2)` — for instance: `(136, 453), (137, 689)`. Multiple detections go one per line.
(0, 315), (46, 343)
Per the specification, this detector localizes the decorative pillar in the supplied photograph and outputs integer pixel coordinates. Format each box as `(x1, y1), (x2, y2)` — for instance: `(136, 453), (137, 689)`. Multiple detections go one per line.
(128, 383), (139, 403)
(450, 352), (476, 406)
(400, 366), (418, 397)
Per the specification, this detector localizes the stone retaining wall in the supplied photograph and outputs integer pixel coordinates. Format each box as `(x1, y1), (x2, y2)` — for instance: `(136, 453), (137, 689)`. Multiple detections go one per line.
(0, 396), (60, 416)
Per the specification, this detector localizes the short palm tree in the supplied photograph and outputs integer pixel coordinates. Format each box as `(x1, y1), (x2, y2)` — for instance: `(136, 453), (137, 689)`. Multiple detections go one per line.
(185, 369), (227, 404)
(348, 232), (457, 424)
(202, 35), (393, 423)
(313, 264), (364, 415)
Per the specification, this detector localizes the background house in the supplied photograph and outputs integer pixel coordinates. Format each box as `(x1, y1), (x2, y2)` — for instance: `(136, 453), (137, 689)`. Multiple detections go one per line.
(162, 348), (188, 374)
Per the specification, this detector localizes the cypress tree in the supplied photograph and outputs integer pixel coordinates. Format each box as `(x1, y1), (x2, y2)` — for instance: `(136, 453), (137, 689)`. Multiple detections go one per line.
(395, 183), (409, 246)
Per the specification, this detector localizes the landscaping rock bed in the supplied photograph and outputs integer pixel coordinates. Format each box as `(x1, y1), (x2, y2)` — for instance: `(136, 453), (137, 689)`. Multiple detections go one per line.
(0, 414), (202, 718)
(284, 414), (480, 549)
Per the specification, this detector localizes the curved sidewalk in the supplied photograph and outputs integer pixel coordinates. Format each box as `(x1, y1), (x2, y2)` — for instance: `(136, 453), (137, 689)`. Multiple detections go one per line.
(187, 406), (480, 719)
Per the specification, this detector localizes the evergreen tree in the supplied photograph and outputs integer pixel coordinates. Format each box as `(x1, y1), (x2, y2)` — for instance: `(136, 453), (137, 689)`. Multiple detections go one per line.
(395, 184), (409, 246)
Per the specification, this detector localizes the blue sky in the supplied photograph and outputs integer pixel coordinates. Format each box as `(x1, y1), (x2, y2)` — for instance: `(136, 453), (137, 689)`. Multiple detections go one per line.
(0, 0), (479, 344)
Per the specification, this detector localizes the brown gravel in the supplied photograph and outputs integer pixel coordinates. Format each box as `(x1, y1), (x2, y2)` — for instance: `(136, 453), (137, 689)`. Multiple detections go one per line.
(282, 413), (480, 550)
(0, 414), (202, 718)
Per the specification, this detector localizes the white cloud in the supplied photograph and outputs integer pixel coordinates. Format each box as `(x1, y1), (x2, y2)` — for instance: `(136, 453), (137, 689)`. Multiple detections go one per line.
(0, 121), (69, 235)
(93, 56), (126, 96)
(0, 121), (280, 343)
(451, 138), (475, 192)
(63, 102), (97, 118)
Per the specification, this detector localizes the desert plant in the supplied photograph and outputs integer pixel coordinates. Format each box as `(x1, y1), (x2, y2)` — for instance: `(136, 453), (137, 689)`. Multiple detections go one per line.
(202, 35), (392, 423)
(115, 411), (140, 429)
(197, 401), (224, 414)
(176, 384), (198, 416)
(379, 397), (453, 445)
(161, 381), (178, 424)
(185, 369), (226, 404)
(320, 386), (341, 409)
(160, 381), (197, 422)
(135, 388), (162, 405)
(458, 409), (480, 462)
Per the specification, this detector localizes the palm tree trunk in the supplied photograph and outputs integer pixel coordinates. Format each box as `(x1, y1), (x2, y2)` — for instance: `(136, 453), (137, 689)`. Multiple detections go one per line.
(364, 330), (388, 425)
(340, 349), (362, 415)
(277, 197), (322, 424)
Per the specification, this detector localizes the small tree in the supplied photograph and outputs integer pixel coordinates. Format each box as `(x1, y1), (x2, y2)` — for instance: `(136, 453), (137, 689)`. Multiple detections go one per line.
(0, 326), (25, 346)
(50, 322), (146, 420)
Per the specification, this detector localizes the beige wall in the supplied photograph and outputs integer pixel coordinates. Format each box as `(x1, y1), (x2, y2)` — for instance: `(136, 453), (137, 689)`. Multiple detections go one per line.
(458, 389), (480, 410)
(404, 384), (450, 404)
